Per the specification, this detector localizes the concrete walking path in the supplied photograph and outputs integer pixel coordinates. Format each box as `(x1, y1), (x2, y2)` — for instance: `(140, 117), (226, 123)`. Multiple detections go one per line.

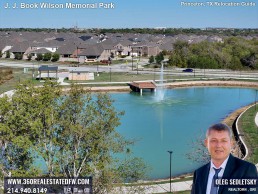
(118, 180), (192, 194)
(145, 180), (192, 193)
(254, 112), (258, 170)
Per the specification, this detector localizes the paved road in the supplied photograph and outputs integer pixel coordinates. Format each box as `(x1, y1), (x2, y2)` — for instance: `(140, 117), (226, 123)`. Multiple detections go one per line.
(1, 60), (258, 80)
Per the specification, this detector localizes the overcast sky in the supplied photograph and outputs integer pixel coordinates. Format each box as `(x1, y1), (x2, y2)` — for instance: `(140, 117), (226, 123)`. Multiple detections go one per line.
(0, 0), (257, 28)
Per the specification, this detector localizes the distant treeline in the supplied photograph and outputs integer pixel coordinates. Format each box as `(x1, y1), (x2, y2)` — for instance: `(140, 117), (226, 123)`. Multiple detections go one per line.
(97, 28), (258, 36)
(0, 28), (258, 36)
(166, 37), (258, 70)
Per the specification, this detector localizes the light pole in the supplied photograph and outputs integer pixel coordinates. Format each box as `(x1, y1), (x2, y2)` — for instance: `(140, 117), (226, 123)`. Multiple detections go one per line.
(74, 43), (81, 67)
(167, 151), (173, 193)
(131, 47), (134, 71)
(153, 67), (155, 81)
(77, 46), (79, 66)
(137, 60), (138, 75)
(109, 68), (111, 82)
(32, 63), (35, 81)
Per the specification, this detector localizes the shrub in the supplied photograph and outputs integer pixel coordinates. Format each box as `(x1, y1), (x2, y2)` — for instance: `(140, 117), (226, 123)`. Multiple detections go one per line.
(36, 54), (43, 61)
(51, 53), (60, 62)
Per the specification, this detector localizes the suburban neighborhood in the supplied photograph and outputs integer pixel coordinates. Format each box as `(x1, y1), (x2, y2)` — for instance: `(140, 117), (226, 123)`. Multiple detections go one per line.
(0, 29), (241, 63)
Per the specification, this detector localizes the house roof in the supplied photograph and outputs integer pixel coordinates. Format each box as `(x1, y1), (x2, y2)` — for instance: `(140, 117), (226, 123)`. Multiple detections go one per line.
(38, 65), (58, 71)
(101, 40), (117, 49)
(77, 42), (113, 56)
(0, 41), (6, 51)
(56, 43), (77, 55)
(78, 44), (103, 56)
(117, 39), (133, 47)
(79, 35), (92, 41)
(9, 42), (30, 53)
(159, 41), (175, 51)
(129, 82), (156, 89)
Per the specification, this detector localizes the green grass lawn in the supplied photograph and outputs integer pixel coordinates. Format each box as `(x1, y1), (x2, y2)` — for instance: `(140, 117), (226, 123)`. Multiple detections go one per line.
(65, 72), (202, 84)
(238, 105), (258, 164)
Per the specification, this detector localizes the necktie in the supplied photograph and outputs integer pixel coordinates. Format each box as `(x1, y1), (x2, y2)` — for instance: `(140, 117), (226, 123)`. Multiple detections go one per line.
(210, 167), (222, 194)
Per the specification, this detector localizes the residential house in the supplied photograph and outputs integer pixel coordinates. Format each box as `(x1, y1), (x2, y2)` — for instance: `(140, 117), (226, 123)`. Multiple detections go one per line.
(114, 39), (133, 56)
(56, 42), (78, 62)
(131, 44), (144, 57)
(0, 40), (7, 57)
(9, 41), (31, 59)
(158, 40), (176, 53)
(207, 36), (224, 43)
(78, 43), (116, 62)
(25, 42), (60, 59)
(141, 43), (162, 57)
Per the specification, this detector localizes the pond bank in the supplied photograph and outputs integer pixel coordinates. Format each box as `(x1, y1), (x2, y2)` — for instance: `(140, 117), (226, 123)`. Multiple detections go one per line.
(65, 80), (258, 92)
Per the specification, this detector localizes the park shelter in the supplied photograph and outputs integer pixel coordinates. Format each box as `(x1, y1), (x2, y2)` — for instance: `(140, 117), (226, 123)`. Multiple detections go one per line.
(128, 81), (156, 95)
(38, 65), (58, 79)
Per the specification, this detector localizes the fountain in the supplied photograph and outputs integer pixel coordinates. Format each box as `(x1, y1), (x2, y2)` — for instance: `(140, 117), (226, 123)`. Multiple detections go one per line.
(154, 60), (169, 139)
(155, 60), (168, 102)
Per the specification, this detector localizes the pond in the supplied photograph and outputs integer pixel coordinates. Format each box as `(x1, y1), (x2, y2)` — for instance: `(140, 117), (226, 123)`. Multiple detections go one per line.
(111, 87), (257, 179)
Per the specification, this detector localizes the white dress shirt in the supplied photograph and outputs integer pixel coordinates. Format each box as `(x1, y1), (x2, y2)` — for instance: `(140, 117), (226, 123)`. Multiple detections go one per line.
(206, 156), (229, 194)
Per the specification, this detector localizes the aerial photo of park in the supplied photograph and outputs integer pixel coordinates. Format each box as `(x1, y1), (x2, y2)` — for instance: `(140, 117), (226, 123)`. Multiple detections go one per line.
(0, 0), (257, 193)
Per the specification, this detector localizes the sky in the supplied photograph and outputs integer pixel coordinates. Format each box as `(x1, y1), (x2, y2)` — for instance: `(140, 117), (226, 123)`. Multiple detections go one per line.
(0, 0), (257, 28)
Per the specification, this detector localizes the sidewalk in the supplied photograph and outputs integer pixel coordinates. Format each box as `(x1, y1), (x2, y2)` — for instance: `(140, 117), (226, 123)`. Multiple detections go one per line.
(146, 180), (192, 193)
(254, 112), (258, 170)
(118, 180), (192, 194)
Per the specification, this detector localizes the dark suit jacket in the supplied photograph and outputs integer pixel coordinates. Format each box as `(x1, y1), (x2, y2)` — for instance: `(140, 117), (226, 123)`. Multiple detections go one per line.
(191, 154), (258, 194)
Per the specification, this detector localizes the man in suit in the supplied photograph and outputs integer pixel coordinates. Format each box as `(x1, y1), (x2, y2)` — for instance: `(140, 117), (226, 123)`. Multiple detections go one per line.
(191, 123), (258, 194)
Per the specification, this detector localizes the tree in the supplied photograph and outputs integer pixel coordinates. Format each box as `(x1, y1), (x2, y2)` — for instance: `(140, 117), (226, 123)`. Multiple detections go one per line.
(110, 52), (115, 59)
(114, 155), (150, 194)
(168, 41), (189, 67)
(155, 52), (164, 64)
(56, 84), (144, 192)
(169, 53), (186, 67)
(14, 53), (23, 60)
(51, 53), (60, 62)
(149, 55), (154, 64)
(229, 56), (243, 70)
(0, 81), (147, 192)
(185, 131), (210, 164)
(6, 51), (10, 58)
(117, 156), (147, 183)
(0, 94), (39, 177)
(241, 53), (256, 69)
(36, 53), (43, 61)
(27, 54), (32, 61)
(0, 82), (66, 177)
(43, 53), (52, 61)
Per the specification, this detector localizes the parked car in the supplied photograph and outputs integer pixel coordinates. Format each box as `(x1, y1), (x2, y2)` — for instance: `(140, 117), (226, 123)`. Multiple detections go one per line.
(100, 60), (111, 64)
(182, 68), (193, 72)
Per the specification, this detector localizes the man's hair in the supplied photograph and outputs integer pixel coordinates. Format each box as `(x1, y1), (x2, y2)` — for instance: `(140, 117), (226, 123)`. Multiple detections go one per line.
(206, 123), (232, 139)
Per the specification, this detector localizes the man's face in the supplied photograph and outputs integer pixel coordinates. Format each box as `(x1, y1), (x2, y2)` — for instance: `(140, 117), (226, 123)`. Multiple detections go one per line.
(205, 129), (232, 164)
